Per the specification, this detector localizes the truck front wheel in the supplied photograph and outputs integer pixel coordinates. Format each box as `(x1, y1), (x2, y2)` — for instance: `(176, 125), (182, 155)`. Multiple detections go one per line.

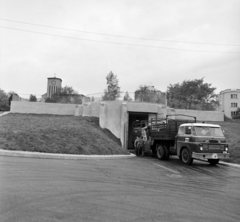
(163, 146), (169, 160)
(181, 148), (193, 165)
(208, 159), (219, 165)
(157, 145), (165, 160)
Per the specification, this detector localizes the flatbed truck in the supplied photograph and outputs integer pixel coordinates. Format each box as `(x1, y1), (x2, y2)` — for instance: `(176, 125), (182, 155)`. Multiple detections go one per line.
(133, 115), (230, 165)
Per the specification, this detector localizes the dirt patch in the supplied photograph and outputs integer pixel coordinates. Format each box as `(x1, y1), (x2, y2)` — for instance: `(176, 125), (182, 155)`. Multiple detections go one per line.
(0, 113), (129, 155)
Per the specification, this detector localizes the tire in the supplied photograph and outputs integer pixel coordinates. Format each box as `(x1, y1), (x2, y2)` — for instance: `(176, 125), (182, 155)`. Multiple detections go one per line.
(156, 145), (165, 160)
(163, 146), (169, 160)
(181, 148), (193, 165)
(208, 159), (219, 165)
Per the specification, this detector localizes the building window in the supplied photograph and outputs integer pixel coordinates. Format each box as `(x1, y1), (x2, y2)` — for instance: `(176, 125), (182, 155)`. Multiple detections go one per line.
(231, 111), (236, 116)
(231, 94), (237, 99)
(231, 103), (238, 107)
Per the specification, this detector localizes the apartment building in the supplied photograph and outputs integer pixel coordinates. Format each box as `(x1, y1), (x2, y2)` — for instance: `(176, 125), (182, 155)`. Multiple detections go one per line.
(218, 89), (240, 118)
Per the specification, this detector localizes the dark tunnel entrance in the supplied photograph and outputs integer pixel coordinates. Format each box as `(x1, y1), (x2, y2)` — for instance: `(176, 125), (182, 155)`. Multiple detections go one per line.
(127, 112), (149, 149)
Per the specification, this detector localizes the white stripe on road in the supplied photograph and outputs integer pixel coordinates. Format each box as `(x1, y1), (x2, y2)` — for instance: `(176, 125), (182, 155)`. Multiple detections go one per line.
(153, 163), (180, 175)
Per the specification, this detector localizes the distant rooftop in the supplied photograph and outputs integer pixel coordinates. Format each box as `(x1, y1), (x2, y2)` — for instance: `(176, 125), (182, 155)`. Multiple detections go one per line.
(146, 86), (161, 92)
(220, 89), (240, 94)
(47, 77), (62, 81)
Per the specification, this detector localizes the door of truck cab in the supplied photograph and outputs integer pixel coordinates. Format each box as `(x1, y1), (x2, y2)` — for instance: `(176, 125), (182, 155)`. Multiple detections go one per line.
(176, 125), (192, 156)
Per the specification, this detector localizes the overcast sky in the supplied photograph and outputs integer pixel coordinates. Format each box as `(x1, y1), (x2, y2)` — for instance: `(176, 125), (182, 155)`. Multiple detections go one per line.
(0, 0), (240, 99)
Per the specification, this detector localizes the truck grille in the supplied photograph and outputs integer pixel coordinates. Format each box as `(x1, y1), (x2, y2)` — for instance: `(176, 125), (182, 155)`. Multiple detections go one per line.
(209, 145), (225, 150)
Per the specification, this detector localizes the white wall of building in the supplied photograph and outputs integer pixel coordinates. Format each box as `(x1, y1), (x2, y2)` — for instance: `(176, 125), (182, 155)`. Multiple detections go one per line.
(219, 89), (240, 118)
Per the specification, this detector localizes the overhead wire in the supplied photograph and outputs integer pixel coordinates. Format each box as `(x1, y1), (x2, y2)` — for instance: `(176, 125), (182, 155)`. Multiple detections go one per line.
(1, 25), (240, 54)
(0, 18), (239, 47)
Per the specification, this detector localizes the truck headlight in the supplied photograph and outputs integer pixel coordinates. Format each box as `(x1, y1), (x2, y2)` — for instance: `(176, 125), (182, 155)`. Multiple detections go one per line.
(225, 147), (228, 151)
(199, 144), (203, 151)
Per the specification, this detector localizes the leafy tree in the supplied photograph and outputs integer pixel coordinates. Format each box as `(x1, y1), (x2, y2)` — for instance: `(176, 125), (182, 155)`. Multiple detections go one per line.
(8, 91), (17, 97)
(29, 94), (37, 102)
(166, 78), (217, 110)
(135, 85), (151, 102)
(0, 89), (10, 111)
(102, 71), (121, 101)
(135, 85), (165, 104)
(123, 91), (132, 101)
(45, 86), (81, 104)
(233, 107), (240, 119)
(8, 91), (18, 106)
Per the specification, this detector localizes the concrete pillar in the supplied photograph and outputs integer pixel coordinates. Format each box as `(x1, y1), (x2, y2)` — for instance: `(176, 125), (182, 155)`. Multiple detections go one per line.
(120, 102), (128, 149)
(99, 102), (107, 129)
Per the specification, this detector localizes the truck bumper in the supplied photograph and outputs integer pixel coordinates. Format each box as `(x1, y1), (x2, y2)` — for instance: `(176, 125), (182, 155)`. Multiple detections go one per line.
(192, 152), (230, 160)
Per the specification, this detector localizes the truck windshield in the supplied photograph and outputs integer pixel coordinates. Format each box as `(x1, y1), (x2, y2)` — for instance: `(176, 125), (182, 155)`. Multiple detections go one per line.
(194, 126), (224, 137)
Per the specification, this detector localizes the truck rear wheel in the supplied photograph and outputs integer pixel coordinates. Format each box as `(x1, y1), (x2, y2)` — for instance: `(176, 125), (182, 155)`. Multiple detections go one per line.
(157, 145), (165, 160)
(208, 159), (219, 165)
(181, 148), (193, 165)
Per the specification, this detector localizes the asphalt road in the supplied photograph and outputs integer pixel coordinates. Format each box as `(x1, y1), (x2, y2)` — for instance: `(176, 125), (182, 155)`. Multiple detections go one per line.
(0, 155), (240, 222)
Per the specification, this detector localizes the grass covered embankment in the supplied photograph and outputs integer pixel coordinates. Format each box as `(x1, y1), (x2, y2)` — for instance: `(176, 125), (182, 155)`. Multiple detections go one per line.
(0, 113), (129, 155)
(210, 119), (240, 164)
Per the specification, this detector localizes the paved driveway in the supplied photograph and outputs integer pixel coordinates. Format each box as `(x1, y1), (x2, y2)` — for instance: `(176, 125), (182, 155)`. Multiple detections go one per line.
(0, 155), (240, 222)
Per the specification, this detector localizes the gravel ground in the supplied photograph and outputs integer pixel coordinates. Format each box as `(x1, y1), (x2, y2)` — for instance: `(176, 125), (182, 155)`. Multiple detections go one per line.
(0, 113), (129, 155)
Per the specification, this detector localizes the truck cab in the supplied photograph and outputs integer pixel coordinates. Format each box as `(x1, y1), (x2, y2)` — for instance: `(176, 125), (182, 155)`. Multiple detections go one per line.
(176, 123), (229, 165)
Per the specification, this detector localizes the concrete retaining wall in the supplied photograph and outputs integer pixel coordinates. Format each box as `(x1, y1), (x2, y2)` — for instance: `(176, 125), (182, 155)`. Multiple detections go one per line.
(82, 103), (91, 116)
(82, 101), (100, 117)
(174, 109), (224, 121)
(100, 101), (122, 139)
(75, 105), (83, 116)
(90, 101), (100, 117)
(11, 101), (76, 115)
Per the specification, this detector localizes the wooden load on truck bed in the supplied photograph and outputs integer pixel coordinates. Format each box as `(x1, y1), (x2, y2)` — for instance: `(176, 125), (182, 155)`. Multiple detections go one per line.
(150, 115), (197, 140)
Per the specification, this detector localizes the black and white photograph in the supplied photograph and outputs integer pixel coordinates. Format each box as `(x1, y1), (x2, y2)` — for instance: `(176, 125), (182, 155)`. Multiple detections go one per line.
(0, 0), (240, 221)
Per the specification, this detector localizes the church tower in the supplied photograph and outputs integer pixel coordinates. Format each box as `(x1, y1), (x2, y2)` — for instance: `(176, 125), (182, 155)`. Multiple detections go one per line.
(47, 77), (62, 98)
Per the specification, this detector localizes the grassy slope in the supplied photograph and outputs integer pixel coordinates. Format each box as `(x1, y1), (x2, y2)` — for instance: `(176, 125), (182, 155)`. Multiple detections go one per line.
(209, 119), (240, 164)
(0, 114), (129, 155)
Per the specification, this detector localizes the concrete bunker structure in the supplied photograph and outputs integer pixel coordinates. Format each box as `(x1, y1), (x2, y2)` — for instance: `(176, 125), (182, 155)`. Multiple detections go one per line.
(10, 100), (224, 149)
(85, 101), (224, 150)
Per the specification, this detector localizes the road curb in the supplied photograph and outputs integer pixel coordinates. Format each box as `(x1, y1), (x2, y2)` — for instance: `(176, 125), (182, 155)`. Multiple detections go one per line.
(219, 161), (240, 168)
(0, 111), (10, 117)
(0, 149), (136, 160)
(1, 149), (239, 168)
